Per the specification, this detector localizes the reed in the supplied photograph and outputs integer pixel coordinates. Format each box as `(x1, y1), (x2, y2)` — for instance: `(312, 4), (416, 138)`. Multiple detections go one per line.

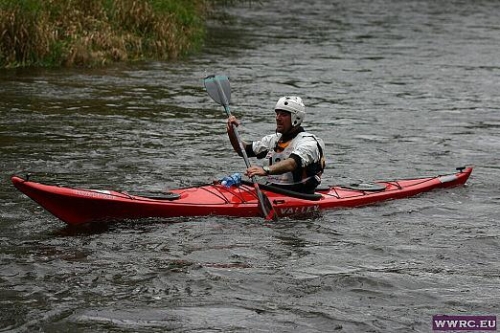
(0, 0), (210, 67)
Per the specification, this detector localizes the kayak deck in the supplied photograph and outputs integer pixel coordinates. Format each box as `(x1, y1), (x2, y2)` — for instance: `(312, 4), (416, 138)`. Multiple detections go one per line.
(11, 166), (472, 225)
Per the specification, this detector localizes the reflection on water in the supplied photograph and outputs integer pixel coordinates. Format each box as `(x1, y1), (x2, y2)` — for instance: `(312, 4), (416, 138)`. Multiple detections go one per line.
(1, 0), (499, 331)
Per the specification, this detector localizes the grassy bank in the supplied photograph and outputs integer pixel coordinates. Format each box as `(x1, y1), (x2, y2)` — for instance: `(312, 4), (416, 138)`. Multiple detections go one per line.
(0, 0), (213, 68)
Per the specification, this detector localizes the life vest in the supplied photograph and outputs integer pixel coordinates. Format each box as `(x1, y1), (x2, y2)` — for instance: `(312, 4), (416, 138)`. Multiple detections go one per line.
(265, 133), (325, 191)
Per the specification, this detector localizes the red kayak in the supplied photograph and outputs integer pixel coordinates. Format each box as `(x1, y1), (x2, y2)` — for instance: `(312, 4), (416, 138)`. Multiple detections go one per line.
(11, 166), (472, 226)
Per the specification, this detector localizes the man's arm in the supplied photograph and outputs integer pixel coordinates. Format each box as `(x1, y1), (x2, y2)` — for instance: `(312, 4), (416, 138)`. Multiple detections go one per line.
(226, 116), (247, 156)
(246, 157), (298, 178)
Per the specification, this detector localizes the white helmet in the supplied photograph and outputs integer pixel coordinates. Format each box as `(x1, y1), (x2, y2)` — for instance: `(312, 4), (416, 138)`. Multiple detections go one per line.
(275, 96), (306, 127)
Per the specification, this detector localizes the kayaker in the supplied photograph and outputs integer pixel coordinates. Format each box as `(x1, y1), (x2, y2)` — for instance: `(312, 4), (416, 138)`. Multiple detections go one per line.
(227, 96), (326, 194)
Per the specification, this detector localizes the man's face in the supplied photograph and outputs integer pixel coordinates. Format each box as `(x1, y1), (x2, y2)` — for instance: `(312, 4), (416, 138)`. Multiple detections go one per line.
(275, 110), (292, 134)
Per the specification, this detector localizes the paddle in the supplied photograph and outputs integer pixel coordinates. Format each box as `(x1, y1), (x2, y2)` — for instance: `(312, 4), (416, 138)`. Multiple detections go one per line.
(204, 74), (278, 221)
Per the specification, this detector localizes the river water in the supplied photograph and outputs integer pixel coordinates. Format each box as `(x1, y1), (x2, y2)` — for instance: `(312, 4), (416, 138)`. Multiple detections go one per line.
(1, 0), (499, 332)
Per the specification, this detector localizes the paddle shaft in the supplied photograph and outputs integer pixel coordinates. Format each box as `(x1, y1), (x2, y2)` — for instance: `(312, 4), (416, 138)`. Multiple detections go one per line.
(215, 80), (257, 181)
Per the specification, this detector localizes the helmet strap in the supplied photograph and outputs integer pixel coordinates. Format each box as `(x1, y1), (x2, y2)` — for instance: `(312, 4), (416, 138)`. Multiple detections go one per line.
(277, 126), (304, 142)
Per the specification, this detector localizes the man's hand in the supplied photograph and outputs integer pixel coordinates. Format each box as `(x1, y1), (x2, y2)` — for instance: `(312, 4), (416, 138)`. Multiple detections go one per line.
(226, 115), (240, 133)
(246, 166), (267, 178)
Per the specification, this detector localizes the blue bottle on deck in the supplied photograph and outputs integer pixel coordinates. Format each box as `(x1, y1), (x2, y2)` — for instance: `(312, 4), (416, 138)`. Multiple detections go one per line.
(221, 173), (242, 188)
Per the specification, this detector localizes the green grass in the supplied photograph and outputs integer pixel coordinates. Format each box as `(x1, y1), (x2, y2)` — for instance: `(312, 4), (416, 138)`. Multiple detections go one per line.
(0, 0), (211, 68)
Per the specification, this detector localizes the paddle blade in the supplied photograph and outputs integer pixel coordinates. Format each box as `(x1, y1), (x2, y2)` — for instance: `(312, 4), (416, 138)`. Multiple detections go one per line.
(254, 184), (278, 221)
(204, 74), (231, 106)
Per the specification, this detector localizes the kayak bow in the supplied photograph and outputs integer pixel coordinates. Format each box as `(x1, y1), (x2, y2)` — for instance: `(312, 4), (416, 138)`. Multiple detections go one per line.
(11, 166), (472, 226)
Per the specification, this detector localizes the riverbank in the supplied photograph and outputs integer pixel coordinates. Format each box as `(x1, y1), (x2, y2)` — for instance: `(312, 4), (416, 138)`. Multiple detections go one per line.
(0, 0), (214, 68)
